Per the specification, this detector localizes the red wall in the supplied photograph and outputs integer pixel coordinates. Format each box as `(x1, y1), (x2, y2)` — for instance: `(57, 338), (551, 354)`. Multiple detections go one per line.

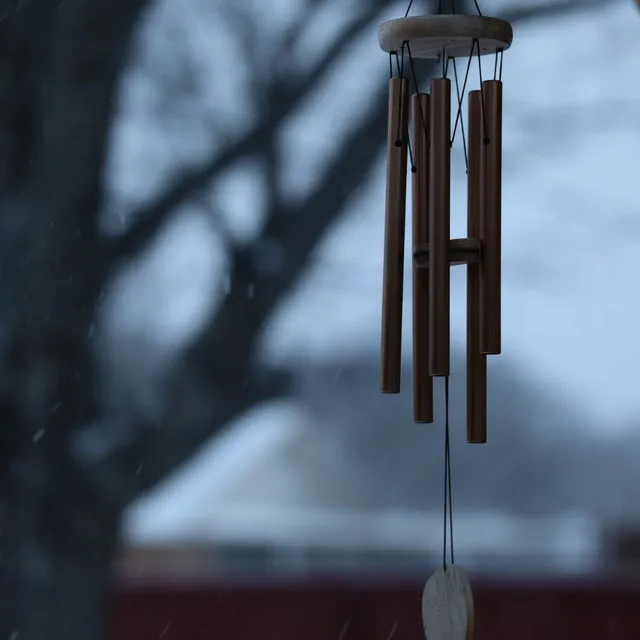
(110, 575), (640, 639)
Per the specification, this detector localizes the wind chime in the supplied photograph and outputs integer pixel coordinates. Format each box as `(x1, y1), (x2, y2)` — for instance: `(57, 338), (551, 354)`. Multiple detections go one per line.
(378, 2), (512, 638)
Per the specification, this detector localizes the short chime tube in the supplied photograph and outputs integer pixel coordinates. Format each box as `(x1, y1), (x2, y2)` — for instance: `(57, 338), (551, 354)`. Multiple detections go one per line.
(411, 93), (434, 423)
(466, 90), (487, 443)
(480, 79), (503, 355)
(428, 77), (451, 377)
(381, 76), (410, 393)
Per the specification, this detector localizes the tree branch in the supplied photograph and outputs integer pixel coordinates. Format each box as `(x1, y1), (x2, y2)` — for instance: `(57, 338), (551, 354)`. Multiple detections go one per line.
(103, 0), (393, 262)
(105, 0), (619, 265)
(81, 74), (402, 504)
(84, 0), (626, 505)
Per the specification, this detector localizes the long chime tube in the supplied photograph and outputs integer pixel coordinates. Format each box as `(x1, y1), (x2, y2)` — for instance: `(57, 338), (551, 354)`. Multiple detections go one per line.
(381, 76), (410, 393)
(411, 93), (434, 423)
(466, 90), (487, 443)
(480, 80), (503, 355)
(428, 77), (451, 377)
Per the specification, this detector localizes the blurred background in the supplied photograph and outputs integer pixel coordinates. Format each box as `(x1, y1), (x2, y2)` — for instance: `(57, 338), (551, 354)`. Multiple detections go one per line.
(1, 0), (640, 638)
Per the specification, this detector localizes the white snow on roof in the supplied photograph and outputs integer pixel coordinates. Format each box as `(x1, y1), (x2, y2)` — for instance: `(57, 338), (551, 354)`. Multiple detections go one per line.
(123, 403), (311, 541)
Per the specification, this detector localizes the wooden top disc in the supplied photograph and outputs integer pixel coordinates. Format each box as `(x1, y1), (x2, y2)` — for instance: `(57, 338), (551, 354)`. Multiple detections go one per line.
(422, 565), (474, 640)
(378, 15), (512, 59)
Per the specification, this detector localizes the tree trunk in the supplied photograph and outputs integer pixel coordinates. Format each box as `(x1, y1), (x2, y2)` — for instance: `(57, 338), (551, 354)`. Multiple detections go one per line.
(1, 449), (120, 640)
(0, 1), (146, 636)
(14, 532), (117, 640)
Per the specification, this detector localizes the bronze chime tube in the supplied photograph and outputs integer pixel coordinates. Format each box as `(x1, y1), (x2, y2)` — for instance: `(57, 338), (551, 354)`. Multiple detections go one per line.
(381, 76), (410, 393)
(411, 93), (434, 423)
(466, 90), (487, 443)
(428, 77), (451, 377)
(480, 80), (503, 355)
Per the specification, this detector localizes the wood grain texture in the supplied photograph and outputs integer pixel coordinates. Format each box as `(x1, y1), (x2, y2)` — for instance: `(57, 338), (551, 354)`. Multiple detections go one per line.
(381, 77), (410, 393)
(479, 80), (502, 356)
(422, 565), (474, 640)
(411, 92), (434, 423)
(413, 238), (480, 268)
(427, 77), (451, 377)
(466, 89), (487, 444)
(378, 15), (512, 59)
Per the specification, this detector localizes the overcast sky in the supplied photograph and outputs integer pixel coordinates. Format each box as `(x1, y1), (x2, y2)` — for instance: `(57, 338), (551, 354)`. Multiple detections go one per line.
(264, 0), (640, 431)
(109, 0), (640, 543)
(107, 0), (640, 431)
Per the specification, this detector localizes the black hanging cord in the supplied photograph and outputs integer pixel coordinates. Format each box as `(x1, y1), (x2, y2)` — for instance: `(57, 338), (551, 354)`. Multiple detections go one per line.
(442, 377), (455, 570)
(451, 43), (474, 144)
(494, 47), (504, 81)
(404, 0), (414, 17)
(441, 49), (449, 78)
(406, 41), (422, 97)
(475, 39), (490, 145)
(450, 43), (475, 173)
(399, 0), (495, 572)
(392, 46), (416, 170)
(395, 52), (403, 145)
(406, 42), (426, 176)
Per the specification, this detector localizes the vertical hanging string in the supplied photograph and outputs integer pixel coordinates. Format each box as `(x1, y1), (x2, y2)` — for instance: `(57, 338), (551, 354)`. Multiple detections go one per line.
(442, 377), (455, 570)
(404, 0), (414, 17)
(494, 48), (504, 81)
(406, 42), (427, 138)
(450, 46), (475, 174)
(441, 50), (451, 79)
(393, 51), (403, 147)
(475, 40), (490, 145)
(395, 43), (416, 170)
(403, 0), (480, 574)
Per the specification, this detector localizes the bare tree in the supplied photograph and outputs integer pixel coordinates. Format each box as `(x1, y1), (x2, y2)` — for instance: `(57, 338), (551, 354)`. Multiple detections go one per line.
(0, 0), (618, 637)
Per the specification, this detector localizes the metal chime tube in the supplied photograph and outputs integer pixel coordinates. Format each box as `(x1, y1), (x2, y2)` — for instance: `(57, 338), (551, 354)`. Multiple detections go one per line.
(428, 77), (451, 377)
(480, 80), (503, 355)
(466, 90), (487, 443)
(381, 76), (410, 393)
(411, 93), (434, 423)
